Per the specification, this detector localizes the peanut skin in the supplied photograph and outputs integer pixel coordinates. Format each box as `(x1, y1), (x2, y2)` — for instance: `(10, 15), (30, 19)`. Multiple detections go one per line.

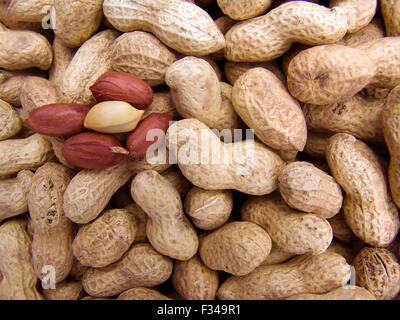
(166, 118), (285, 195)
(131, 170), (199, 261)
(217, 252), (351, 300)
(326, 133), (400, 246)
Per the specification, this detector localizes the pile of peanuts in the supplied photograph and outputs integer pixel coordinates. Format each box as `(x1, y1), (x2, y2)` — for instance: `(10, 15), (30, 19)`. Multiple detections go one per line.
(1, 0), (400, 301)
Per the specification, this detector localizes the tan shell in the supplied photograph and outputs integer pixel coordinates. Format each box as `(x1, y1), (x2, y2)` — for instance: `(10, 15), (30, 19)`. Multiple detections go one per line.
(49, 37), (77, 95)
(82, 243), (173, 297)
(224, 61), (286, 85)
(1, 0), (53, 22)
(326, 133), (400, 246)
(328, 212), (357, 243)
(127, 146), (173, 174)
(353, 247), (400, 300)
(287, 45), (376, 105)
(72, 208), (136, 268)
(131, 170), (199, 261)
(45, 136), (79, 170)
(326, 240), (358, 265)
(0, 170), (33, 222)
(382, 85), (400, 208)
(28, 162), (74, 284)
(53, 0), (103, 48)
(172, 255), (219, 300)
(0, 219), (43, 300)
(232, 67), (307, 154)
(286, 286), (376, 300)
(381, 0), (400, 36)
(70, 258), (89, 281)
(61, 29), (120, 105)
(210, 16), (236, 61)
(142, 91), (179, 120)
(216, 0), (273, 20)
(242, 193), (333, 255)
(166, 118), (285, 195)
(103, 0), (225, 56)
(0, 133), (53, 177)
(64, 159), (134, 224)
(199, 221), (272, 276)
(330, 0), (377, 33)
(162, 166), (192, 199)
(261, 243), (296, 266)
(0, 27), (53, 70)
(303, 131), (331, 159)
(0, 68), (45, 106)
(112, 31), (177, 87)
(278, 161), (343, 219)
(303, 94), (385, 143)
(43, 280), (83, 300)
(337, 18), (385, 48)
(224, 1), (348, 62)
(184, 186), (233, 230)
(0, 98), (21, 140)
(28, 162), (72, 233)
(19, 76), (60, 120)
(124, 203), (148, 243)
(166, 57), (240, 131)
(359, 37), (400, 89)
(217, 252), (351, 300)
(117, 287), (171, 300)
(31, 225), (74, 284)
